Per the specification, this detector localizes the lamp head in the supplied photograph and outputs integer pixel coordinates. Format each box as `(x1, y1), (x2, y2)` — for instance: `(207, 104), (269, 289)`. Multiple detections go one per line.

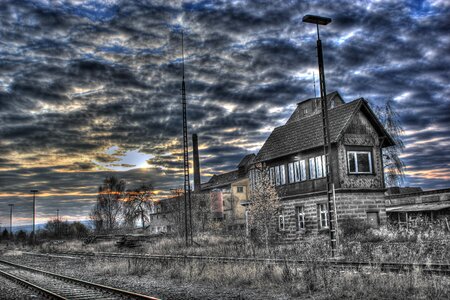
(30, 189), (39, 193)
(302, 15), (332, 25)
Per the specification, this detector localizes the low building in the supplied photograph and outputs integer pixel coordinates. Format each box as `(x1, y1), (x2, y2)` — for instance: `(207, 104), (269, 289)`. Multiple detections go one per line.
(200, 154), (255, 231)
(385, 188), (450, 228)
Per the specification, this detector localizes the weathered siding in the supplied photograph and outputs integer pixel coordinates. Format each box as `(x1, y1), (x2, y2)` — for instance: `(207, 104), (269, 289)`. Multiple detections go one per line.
(338, 111), (384, 189)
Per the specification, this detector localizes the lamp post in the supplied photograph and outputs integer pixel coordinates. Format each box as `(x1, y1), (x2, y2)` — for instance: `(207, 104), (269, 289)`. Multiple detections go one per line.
(8, 204), (14, 238)
(30, 189), (39, 242)
(303, 14), (337, 258)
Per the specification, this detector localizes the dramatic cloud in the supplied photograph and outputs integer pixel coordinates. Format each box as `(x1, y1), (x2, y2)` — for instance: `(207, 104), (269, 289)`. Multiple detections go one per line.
(1, 0), (449, 226)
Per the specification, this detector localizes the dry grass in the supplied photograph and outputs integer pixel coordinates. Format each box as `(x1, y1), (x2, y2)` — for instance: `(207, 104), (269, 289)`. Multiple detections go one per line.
(85, 253), (450, 299)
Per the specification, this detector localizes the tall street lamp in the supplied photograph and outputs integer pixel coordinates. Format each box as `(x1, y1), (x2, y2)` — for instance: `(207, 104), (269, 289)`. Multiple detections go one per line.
(30, 189), (39, 242)
(8, 204), (14, 238)
(302, 14), (338, 258)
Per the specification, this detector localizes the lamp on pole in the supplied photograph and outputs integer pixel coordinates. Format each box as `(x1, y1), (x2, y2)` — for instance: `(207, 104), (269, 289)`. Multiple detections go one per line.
(8, 204), (14, 238)
(302, 14), (338, 258)
(30, 189), (39, 242)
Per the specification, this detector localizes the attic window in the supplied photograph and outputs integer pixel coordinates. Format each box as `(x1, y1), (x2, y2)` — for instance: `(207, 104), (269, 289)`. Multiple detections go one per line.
(347, 151), (372, 174)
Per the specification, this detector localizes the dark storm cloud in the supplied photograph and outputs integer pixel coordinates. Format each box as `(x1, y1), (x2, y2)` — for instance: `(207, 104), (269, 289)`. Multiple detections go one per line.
(1, 0), (449, 225)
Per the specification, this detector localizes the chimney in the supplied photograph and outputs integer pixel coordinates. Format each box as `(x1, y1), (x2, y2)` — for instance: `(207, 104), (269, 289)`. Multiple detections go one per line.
(192, 133), (201, 192)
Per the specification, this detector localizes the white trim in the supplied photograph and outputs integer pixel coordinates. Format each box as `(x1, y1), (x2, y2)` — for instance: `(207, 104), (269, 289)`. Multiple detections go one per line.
(347, 151), (373, 174)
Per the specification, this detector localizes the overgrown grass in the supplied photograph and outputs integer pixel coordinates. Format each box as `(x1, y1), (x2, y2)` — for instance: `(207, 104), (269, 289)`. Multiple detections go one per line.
(84, 250), (450, 299)
(35, 223), (450, 264)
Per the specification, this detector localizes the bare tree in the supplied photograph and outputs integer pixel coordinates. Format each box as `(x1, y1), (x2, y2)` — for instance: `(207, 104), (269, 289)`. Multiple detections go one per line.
(247, 166), (281, 252)
(123, 184), (154, 229)
(90, 176), (125, 233)
(375, 100), (405, 187)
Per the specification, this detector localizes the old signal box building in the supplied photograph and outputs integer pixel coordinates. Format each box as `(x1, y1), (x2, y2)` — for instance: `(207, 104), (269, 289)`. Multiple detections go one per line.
(250, 91), (395, 239)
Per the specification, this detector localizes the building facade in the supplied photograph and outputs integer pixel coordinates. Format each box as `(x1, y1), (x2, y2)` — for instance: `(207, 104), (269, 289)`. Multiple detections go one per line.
(249, 92), (395, 240)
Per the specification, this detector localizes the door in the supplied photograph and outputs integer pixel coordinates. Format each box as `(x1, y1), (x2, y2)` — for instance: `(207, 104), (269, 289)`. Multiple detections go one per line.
(367, 212), (379, 228)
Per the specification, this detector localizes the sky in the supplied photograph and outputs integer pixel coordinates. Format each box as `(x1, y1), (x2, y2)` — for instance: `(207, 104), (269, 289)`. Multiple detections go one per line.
(0, 0), (449, 227)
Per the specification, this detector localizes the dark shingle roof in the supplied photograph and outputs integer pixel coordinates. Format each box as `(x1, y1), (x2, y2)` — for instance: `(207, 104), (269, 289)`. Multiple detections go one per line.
(286, 91), (343, 124)
(201, 170), (239, 190)
(255, 98), (392, 162)
(237, 154), (256, 168)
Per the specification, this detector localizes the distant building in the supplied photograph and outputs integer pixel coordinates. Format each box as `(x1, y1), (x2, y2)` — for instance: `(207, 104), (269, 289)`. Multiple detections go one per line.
(200, 154), (255, 231)
(148, 197), (177, 234)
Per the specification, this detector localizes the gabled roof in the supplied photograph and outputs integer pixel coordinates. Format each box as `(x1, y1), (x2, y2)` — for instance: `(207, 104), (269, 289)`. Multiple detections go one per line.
(201, 170), (239, 190)
(237, 154), (256, 168)
(286, 91), (344, 124)
(255, 99), (395, 162)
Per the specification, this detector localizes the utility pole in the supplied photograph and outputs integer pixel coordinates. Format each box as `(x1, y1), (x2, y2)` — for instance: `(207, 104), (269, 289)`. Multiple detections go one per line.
(30, 189), (39, 242)
(56, 209), (59, 238)
(303, 15), (337, 258)
(8, 204), (14, 238)
(181, 31), (193, 246)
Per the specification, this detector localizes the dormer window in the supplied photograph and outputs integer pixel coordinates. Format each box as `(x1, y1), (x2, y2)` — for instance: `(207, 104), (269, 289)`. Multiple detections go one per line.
(347, 151), (373, 174)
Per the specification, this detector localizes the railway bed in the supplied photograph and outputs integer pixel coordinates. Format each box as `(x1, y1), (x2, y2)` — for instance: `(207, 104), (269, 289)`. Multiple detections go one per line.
(22, 250), (450, 276)
(0, 258), (159, 300)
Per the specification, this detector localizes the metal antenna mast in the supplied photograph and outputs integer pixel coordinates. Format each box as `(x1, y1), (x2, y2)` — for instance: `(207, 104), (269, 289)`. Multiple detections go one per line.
(181, 31), (192, 246)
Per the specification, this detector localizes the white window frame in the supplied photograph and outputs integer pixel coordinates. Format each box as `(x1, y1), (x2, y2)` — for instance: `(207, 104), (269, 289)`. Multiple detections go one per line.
(347, 151), (373, 174)
(309, 158), (316, 179)
(275, 165), (281, 186)
(318, 203), (329, 229)
(315, 156), (323, 178)
(280, 164), (286, 185)
(294, 161), (300, 182)
(288, 162), (295, 183)
(237, 186), (244, 193)
(300, 160), (306, 181)
(296, 206), (305, 230)
(278, 214), (285, 231)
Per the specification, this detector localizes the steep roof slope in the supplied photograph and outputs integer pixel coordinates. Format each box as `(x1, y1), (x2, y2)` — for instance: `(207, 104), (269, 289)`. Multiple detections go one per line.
(201, 170), (239, 190)
(255, 99), (394, 162)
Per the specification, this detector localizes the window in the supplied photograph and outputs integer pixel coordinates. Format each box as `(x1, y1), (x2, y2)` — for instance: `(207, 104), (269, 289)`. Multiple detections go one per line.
(278, 214), (285, 231)
(270, 165), (286, 186)
(309, 155), (326, 179)
(347, 151), (372, 174)
(280, 165), (286, 185)
(289, 161), (306, 183)
(296, 206), (305, 230)
(275, 166), (281, 186)
(294, 161), (301, 182)
(316, 156), (323, 178)
(318, 204), (329, 229)
(309, 158), (316, 179)
(237, 186), (244, 193)
(288, 162), (295, 183)
(300, 160), (306, 181)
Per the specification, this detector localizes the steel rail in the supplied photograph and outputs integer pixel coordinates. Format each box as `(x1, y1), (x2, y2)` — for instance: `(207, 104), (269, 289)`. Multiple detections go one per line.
(0, 268), (67, 300)
(0, 258), (160, 300)
(24, 251), (450, 275)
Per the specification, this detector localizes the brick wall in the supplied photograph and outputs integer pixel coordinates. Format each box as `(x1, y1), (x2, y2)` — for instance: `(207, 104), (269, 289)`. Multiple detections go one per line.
(277, 190), (386, 241)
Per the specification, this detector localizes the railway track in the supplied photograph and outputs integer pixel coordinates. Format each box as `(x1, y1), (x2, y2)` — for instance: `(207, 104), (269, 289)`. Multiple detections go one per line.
(23, 250), (450, 276)
(0, 258), (160, 300)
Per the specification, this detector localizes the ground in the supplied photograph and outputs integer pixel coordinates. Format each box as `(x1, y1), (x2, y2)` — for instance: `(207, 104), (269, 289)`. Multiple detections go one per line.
(1, 224), (450, 299)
